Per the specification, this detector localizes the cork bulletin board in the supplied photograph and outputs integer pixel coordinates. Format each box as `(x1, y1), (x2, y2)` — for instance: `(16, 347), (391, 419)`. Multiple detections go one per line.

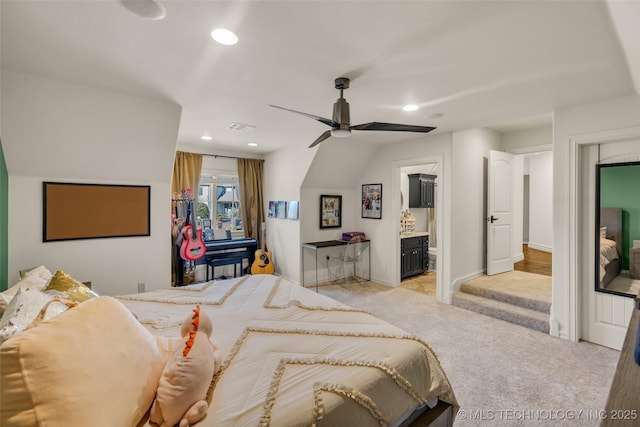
(43, 182), (151, 242)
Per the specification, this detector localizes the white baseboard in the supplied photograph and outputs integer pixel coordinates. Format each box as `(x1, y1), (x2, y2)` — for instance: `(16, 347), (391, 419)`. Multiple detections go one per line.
(450, 269), (485, 295)
(527, 243), (552, 253)
(513, 252), (525, 263)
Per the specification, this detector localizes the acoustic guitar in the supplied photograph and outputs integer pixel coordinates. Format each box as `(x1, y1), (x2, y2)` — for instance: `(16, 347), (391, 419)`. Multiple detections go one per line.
(179, 189), (206, 261)
(251, 222), (275, 274)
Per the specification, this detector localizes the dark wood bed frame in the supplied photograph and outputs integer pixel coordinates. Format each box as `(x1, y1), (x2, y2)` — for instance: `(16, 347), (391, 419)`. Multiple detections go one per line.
(600, 207), (622, 289)
(405, 401), (453, 427)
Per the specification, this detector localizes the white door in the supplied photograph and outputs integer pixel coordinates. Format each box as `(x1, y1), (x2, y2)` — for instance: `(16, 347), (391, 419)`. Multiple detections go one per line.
(580, 143), (636, 350)
(487, 150), (514, 275)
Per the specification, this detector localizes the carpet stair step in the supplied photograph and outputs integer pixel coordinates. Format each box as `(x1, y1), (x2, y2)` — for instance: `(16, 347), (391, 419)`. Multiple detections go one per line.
(452, 291), (550, 334)
(459, 281), (550, 314)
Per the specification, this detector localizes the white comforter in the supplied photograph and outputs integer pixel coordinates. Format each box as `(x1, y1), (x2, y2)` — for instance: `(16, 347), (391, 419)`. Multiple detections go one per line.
(117, 275), (457, 427)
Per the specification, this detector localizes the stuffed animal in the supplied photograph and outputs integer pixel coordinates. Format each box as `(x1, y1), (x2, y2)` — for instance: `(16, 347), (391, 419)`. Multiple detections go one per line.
(150, 306), (220, 427)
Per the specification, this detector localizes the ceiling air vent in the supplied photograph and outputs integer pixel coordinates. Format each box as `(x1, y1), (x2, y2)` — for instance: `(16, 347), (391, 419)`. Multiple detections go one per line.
(226, 123), (255, 132)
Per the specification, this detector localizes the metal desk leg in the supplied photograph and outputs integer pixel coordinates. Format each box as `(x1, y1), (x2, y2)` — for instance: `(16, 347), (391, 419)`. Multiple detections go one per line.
(368, 241), (371, 281)
(315, 249), (319, 292)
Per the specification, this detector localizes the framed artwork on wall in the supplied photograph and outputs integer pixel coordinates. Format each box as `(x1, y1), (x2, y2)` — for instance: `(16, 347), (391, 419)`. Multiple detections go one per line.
(43, 182), (150, 242)
(320, 195), (342, 229)
(362, 183), (382, 219)
(276, 201), (287, 219)
(287, 201), (299, 220)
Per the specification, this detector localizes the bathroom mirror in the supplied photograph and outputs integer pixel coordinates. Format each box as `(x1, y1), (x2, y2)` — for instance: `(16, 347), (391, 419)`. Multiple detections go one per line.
(595, 161), (640, 297)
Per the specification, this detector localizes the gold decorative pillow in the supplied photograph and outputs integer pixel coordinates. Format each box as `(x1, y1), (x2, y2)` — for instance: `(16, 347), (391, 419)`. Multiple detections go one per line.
(42, 270), (98, 302)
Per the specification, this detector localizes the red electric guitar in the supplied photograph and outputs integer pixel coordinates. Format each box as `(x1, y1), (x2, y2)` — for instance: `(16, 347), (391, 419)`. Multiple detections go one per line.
(179, 189), (206, 261)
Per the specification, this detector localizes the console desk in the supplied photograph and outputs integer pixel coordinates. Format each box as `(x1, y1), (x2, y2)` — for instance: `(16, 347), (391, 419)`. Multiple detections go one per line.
(301, 239), (371, 291)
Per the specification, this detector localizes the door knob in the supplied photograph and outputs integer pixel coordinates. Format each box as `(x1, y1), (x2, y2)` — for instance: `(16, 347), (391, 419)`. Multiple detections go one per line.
(487, 215), (499, 223)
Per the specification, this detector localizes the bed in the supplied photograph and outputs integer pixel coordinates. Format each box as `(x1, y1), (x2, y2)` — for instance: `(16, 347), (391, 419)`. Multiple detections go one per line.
(0, 272), (458, 427)
(599, 207), (622, 289)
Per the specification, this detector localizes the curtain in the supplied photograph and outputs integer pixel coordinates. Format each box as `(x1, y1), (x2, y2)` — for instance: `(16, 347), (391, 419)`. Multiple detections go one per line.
(170, 151), (203, 286)
(237, 158), (264, 240)
(171, 151), (203, 197)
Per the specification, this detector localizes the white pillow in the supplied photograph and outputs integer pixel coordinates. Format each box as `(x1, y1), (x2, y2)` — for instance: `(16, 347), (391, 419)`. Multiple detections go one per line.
(0, 287), (69, 344)
(21, 265), (53, 281)
(600, 226), (607, 239)
(0, 266), (52, 316)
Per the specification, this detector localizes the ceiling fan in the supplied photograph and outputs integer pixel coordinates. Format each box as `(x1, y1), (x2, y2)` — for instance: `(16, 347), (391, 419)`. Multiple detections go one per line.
(270, 77), (436, 148)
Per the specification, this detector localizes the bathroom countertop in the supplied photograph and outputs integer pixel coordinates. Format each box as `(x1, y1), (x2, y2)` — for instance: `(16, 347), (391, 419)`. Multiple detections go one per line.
(399, 231), (429, 239)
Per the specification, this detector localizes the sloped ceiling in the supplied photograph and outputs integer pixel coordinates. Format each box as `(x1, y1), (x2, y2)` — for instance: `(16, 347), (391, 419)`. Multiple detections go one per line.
(1, 1), (638, 156)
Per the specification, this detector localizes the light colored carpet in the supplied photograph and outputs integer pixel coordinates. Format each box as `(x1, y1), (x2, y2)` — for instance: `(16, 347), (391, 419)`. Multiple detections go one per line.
(319, 282), (619, 426)
(462, 271), (551, 308)
(604, 272), (640, 295)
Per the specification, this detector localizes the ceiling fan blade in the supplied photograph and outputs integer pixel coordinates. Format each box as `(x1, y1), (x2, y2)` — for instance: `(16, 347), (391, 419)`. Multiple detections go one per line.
(269, 104), (337, 128)
(350, 122), (436, 133)
(309, 130), (332, 148)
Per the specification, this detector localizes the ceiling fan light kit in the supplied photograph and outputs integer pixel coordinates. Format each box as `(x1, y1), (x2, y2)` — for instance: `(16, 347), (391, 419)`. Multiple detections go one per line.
(330, 129), (351, 138)
(120, 0), (166, 20)
(270, 77), (436, 148)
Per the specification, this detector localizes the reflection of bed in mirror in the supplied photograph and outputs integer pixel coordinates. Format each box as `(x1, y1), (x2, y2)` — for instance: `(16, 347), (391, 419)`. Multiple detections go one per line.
(599, 207), (622, 289)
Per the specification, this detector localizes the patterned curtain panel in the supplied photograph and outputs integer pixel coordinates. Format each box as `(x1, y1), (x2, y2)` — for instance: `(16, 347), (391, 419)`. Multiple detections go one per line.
(237, 158), (264, 240)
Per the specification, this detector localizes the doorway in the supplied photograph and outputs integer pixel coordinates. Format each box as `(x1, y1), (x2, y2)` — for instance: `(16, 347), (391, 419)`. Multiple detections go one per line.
(516, 151), (553, 275)
(399, 163), (438, 296)
(392, 156), (444, 302)
(577, 139), (639, 350)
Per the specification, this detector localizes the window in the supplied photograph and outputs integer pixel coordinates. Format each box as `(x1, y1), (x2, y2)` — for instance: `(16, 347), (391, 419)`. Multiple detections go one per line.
(199, 174), (243, 232)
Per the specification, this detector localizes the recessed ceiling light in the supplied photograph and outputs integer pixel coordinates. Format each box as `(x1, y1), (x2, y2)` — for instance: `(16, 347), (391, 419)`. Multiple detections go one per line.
(248, 143), (258, 147)
(120, 0), (166, 20)
(201, 135), (213, 141)
(403, 104), (419, 112)
(211, 29), (238, 45)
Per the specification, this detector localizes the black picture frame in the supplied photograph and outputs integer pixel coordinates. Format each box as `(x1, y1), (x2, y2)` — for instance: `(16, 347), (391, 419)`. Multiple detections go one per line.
(362, 183), (382, 219)
(43, 182), (151, 242)
(320, 195), (342, 229)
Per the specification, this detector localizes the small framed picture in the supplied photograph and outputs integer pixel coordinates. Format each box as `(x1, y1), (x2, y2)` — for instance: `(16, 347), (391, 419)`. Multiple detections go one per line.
(320, 195), (342, 229)
(287, 201), (299, 220)
(362, 184), (382, 219)
(276, 201), (287, 219)
(267, 201), (276, 218)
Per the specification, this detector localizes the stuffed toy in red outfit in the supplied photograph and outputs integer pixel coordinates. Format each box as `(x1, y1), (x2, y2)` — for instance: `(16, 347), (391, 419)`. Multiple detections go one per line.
(150, 306), (220, 427)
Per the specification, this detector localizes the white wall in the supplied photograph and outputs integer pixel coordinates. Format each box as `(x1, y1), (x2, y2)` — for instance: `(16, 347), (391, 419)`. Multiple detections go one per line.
(553, 93), (640, 341)
(502, 126), (552, 153)
(511, 155), (524, 262)
(502, 126), (552, 259)
(263, 144), (316, 283)
(357, 133), (452, 290)
(2, 71), (181, 295)
(527, 152), (553, 252)
(450, 128), (502, 291)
